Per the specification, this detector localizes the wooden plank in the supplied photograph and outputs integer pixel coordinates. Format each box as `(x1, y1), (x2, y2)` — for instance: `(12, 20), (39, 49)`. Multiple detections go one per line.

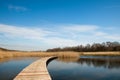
(14, 56), (56, 80)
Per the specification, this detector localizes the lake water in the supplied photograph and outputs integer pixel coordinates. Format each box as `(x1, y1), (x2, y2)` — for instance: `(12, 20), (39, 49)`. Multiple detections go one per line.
(0, 56), (120, 80)
(0, 57), (40, 80)
(48, 56), (120, 80)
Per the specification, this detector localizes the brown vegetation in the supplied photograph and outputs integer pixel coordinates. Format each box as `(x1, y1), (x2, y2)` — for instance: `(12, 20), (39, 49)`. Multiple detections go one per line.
(47, 41), (120, 52)
(0, 47), (120, 59)
(81, 52), (120, 56)
(0, 49), (79, 59)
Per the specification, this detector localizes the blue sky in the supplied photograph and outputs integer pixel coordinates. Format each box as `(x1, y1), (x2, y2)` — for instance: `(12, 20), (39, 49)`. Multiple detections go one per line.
(0, 0), (120, 51)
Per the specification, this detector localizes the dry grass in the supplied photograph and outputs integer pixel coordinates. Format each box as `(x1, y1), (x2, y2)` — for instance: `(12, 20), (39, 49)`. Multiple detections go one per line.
(53, 52), (79, 58)
(0, 50), (79, 59)
(80, 52), (120, 56)
(0, 50), (120, 59)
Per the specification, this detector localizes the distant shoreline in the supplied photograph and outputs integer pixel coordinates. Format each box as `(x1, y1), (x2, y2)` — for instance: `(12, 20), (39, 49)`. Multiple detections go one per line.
(0, 48), (120, 59)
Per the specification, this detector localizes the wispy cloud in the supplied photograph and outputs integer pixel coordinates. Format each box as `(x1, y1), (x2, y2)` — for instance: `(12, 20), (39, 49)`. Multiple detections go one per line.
(0, 23), (119, 50)
(42, 37), (79, 47)
(93, 31), (120, 41)
(0, 24), (49, 40)
(63, 24), (98, 32)
(94, 32), (107, 36)
(8, 5), (27, 11)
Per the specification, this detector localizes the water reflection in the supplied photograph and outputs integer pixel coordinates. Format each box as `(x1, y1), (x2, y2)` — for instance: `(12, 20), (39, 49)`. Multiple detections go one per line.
(57, 56), (120, 69)
(0, 57), (40, 80)
(48, 56), (120, 80)
(57, 57), (79, 63)
(78, 57), (120, 69)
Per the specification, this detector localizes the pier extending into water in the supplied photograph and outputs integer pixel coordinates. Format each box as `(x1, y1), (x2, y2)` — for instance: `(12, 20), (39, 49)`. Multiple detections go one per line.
(14, 56), (56, 80)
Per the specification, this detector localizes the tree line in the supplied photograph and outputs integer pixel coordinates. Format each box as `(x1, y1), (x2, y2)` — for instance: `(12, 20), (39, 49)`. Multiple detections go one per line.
(46, 41), (120, 52)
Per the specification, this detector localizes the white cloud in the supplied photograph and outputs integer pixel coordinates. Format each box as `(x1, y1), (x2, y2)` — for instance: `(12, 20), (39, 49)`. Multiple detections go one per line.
(63, 24), (98, 32)
(94, 32), (107, 36)
(0, 44), (42, 51)
(8, 5), (27, 11)
(93, 31), (120, 41)
(0, 23), (119, 51)
(0, 24), (48, 40)
(42, 37), (79, 47)
(104, 35), (120, 40)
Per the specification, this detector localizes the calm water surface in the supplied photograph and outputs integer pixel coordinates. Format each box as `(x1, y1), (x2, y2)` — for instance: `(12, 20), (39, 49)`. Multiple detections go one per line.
(48, 56), (120, 80)
(0, 57), (40, 80)
(0, 56), (120, 80)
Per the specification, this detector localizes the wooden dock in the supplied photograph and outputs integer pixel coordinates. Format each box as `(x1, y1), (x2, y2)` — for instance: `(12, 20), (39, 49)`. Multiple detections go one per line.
(14, 56), (56, 80)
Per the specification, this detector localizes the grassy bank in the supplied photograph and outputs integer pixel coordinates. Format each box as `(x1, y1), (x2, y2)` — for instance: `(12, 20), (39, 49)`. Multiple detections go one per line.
(0, 50), (79, 59)
(80, 52), (120, 56)
(0, 49), (120, 59)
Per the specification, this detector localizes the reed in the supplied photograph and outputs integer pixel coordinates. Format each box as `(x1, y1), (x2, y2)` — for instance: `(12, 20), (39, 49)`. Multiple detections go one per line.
(53, 52), (79, 58)
(0, 51), (79, 59)
(0, 50), (120, 59)
(81, 52), (120, 56)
